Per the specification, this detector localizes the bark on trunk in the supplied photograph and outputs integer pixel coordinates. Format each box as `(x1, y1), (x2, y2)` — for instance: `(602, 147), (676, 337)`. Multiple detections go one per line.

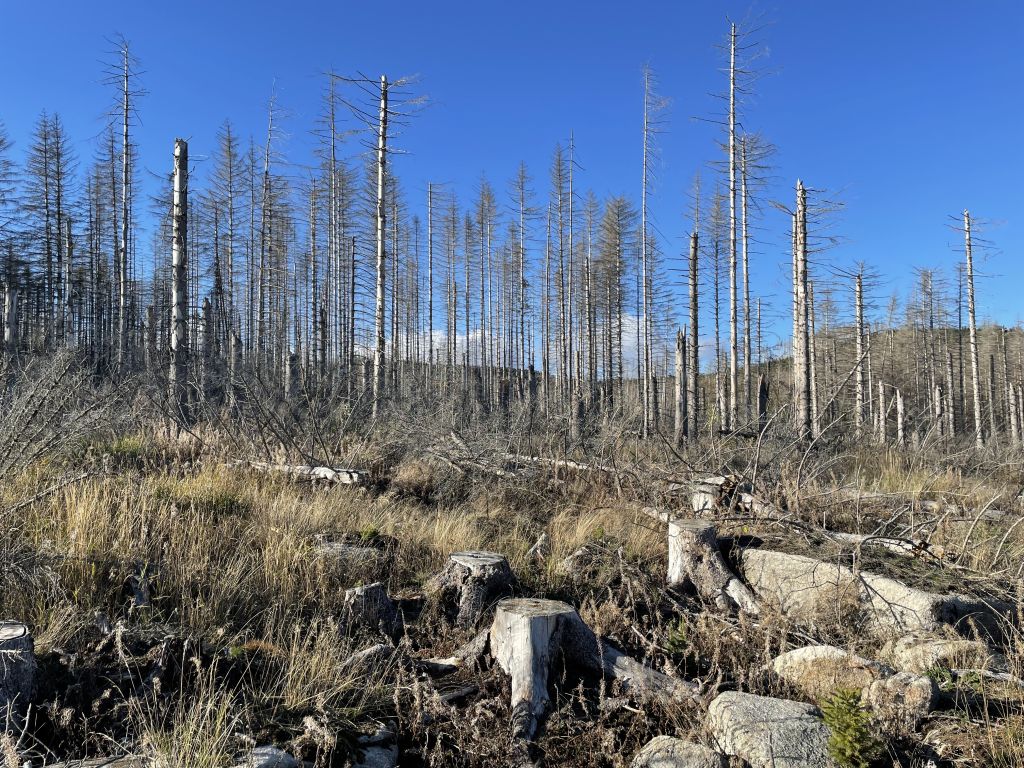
(430, 551), (516, 628)
(667, 519), (758, 614)
(170, 139), (189, 423)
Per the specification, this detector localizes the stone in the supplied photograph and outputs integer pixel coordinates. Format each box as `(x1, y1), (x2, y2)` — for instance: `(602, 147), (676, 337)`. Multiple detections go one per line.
(772, 645), (888, 702)
(860, 572), (1011, 637)
(630, 736), (726, 768)
(352, 729), (398, 768)
(736, 549), (859, 623)
(233, 746), (301, 768)
(707, 691), (833, 768)
(862, 671), (937, 730)
(0, 621), (34, 733)
(881, 631), (1005, 674)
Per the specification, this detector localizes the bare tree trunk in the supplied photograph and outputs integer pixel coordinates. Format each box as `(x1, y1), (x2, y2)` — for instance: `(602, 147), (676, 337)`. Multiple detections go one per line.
(641, 71), (652, 438)
(945, 349), (956, 439)
(808, 282), (819, 437)
(3, 282), (17, 361)
(1010, 383), (1021, 447)
(876, 380), (885, 444)
(686, 232), (699, 439)
(427, 183), (434, 390)
(170, 139), (189, 423)
(674, 328), (686, 446)
(793, 182), (811, 439)
(896, 387), (906, 448)
(964, 210), (983, 449)
(854, 271), (866, 439)
(989, 354), (998, 444)
(740, 136), (752, 424)
(117, 44), (131, 372)
(727, 23), (738, 431)
(372, 75), (389, 418)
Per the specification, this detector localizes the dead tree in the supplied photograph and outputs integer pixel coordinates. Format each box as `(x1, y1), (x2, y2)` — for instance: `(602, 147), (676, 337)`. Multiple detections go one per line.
(170, 138), (189, 423)
(687, 231), (699, 438)
(793, 182), (812, 439)
(373, 75), (389, 418)
(964, 210), (983, 449)
(674, 327), (686, 446)
(854, 271), (866, 439)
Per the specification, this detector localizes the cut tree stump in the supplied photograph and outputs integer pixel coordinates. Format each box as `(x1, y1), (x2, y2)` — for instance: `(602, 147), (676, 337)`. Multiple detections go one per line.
(342, 583), (401, 637)
(667, 519), (758, 614)
(430, 551), (515, 628)
(489, 598), (696, 742)
(0, 621), (34, 732)
(490, 598), (586, 740)
(315, 536), (392, 582)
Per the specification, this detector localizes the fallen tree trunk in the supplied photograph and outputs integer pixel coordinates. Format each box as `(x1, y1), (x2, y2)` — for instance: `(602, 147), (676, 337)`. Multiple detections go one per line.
(238, 460), (366, 485)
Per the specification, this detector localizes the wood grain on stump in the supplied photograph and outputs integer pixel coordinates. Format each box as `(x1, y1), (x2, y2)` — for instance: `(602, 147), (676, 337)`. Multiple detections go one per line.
(668, 519), (758, 614)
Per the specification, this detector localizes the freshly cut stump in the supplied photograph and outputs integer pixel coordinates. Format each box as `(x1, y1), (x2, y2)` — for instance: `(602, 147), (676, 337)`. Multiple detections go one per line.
(342, 583), (401, 637)
(431, 551), (515, 627)
(490, 598), (594, 740)
(0, 621), (34, 731)
(667, 520), (758, 614)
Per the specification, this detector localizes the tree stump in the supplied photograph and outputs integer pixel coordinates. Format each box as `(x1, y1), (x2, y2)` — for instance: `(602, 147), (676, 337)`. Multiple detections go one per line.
(430, 551), (515, 628)
(0, 621), (34, 731)
(490, 598), (598, 740)
(489, 598), (695, 742)
(342, 583), (401, 637)
(668, 520), (758, 614)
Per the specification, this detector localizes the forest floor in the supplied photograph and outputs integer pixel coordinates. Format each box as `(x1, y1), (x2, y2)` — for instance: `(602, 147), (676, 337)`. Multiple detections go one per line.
(1, 415), (1023, 767)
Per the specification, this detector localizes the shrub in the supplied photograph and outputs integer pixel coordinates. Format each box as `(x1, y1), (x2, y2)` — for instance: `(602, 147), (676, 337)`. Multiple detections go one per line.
(821, 687), (882, 768)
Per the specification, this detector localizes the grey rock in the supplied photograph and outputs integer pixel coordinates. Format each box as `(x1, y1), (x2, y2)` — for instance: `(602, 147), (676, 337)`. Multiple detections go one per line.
(772, 645), (888, 702)
(862, 671), (937, 731)
(707, 691), (833, 768)
(630, 736), (726, 768)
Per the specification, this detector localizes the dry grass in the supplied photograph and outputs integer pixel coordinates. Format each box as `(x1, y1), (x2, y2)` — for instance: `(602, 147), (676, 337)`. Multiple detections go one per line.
(0, 408), (1022, 765)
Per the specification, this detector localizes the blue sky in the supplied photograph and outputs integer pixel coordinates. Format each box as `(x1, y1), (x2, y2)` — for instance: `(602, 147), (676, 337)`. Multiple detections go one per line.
(2, 0), (1021, 348)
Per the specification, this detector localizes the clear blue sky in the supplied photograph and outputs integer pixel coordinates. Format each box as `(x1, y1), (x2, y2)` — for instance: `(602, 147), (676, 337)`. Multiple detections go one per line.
(2, 0), (1021, 347)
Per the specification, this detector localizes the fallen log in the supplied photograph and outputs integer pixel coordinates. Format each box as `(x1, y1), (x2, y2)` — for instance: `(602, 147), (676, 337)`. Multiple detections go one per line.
(238, 460), (366, 485)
